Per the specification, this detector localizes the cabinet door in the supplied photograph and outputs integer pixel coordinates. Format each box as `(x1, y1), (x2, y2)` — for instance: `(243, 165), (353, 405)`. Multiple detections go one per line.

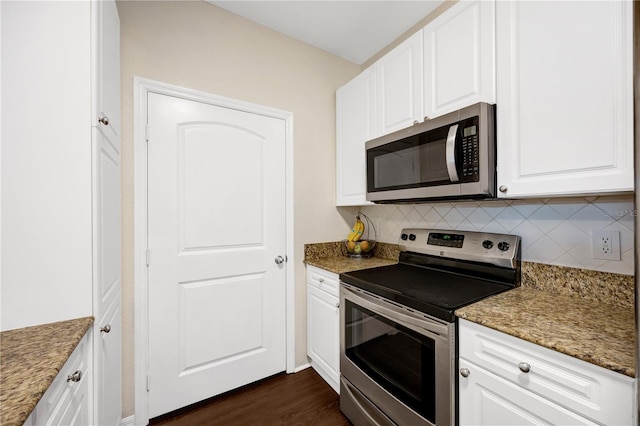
(95, 295), (122, 426)
(32, 331), (92, 426)
(423, 0), (495, 118)
(336, 68), (375, 206)
(375, 31), (423, 136)
(91, 0), (122, 424)
(307, 284), (340, 392)
(459, 358), (596, 426)
(92, 0), (121, 144)
(496, 0), (633, 198)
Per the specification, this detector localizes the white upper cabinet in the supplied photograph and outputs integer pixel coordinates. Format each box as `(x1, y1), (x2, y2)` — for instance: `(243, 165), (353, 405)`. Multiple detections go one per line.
(336, 68), (375, 206)
(423, 0), (495, 119)
(496, 0), (634, 198)
(375, 31), (424, 136)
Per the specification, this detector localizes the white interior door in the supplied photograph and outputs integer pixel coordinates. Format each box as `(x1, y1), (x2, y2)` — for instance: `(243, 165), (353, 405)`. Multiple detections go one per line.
(147, 92), (287, 417)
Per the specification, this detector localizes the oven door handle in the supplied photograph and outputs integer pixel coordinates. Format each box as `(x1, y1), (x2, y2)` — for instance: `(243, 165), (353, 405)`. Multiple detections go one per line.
(343, 286), (449, 337)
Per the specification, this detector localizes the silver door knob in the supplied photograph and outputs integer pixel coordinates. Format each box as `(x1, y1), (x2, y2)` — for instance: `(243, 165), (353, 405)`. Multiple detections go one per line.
(274, 256), (285, 265)
(460, 368), (470, 378)
(98, 116), (110, 126)
(518, 362), (531, 373)
(100, 324), (111, 334)
(499, 185), (508, 193)
(67, 370), (82, 383)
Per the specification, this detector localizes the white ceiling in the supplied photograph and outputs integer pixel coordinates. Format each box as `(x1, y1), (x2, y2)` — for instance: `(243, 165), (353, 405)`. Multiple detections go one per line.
(205, 1), (443, 65)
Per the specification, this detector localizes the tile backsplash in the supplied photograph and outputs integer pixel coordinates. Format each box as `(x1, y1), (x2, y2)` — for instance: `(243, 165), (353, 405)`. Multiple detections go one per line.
(354, 196), (634, 276)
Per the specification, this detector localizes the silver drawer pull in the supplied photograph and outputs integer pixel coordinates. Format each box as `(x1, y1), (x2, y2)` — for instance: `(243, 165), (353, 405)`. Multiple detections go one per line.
(499, 185), (508, 193)
(318, 278), (324, 283)
(98, 116), (110, 126)
(460, 368), (470, 378)
(67, 370), (82, 383)
(518, 362), (531, 373)
(335, 302), (340, 308)
(100, 324), (111, 333)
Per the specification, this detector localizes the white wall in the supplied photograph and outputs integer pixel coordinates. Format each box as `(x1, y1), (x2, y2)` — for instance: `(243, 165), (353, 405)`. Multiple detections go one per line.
(118, 0), (361, 417)
(357, 195), (634, 275)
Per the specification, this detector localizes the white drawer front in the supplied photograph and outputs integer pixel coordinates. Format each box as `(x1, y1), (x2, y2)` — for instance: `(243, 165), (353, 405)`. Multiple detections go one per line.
(307, 265), (339, 297)
(459, 319), (634, 426)
(33, 330), (92, 426)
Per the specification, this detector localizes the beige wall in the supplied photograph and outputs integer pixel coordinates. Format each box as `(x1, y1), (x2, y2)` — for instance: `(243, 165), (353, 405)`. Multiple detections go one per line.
(118, 0), (360, 417)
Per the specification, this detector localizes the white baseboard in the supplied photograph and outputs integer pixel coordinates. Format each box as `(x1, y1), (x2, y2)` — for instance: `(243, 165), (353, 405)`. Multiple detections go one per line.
(120, 415), (136, 426)
(293, 363), (311, 373)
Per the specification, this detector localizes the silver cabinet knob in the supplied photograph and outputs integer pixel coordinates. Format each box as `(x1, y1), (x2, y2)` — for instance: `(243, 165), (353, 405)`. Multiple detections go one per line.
(67, 370), (82, 383)
(413, 120), (419, 125)
(460, 368), (470, 378)
(499, 185), (508, 193)
(518, 362), (531, 373)
(98, 116), (110, 126)
(100, 324), (111, 333)
(274, 255), (285, 265)
(318, 278), (324, 283)
(335, 302), (340, 308)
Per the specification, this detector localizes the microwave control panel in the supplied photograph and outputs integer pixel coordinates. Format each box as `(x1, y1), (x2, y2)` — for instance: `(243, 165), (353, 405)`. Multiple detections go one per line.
(460, 117), (479, 182)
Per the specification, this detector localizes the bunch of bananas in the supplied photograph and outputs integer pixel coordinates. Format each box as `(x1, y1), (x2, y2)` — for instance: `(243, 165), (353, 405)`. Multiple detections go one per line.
(346, 216), (365, 242)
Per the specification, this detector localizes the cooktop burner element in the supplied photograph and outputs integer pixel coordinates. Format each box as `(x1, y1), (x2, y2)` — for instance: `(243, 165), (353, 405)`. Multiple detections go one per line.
(340, 228), (521, 322)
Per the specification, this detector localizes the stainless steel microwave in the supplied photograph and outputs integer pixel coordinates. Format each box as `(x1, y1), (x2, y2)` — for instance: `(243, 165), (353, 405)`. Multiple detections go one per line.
(366, 102), (496, 203)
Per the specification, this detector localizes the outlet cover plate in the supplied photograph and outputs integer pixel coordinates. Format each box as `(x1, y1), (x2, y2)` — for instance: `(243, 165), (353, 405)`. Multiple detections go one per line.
(592, 230), (620, 261)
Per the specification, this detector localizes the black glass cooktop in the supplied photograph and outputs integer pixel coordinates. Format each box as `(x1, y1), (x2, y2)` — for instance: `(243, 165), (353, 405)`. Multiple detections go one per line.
(340, 257), (517, 323)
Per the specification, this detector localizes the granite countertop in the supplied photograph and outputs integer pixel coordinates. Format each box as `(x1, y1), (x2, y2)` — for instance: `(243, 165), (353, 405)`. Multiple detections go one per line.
(305, 256), (398, 275)
(0, 317), (94, 426)
(456, 286), (635, 377)
(304, 241), (399, 275)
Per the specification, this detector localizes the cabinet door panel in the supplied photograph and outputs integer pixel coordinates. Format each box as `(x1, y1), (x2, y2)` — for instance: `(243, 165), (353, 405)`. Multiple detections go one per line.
(459, 359), (596, 426)
(336, 68), (375, 206)
(307, 284), (339, 392)
(376, 31), (423, 136)
(423, 0), (495, 118)
(95, 296), (122, 426)
(93, 0), (121, 145)
(496, 0), (633, 197)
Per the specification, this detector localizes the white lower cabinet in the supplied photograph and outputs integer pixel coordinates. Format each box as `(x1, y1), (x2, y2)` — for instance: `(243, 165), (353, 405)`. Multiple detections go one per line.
(306, 266), (340, 393)
(25, 331), (92, 426)
(458, 319), (635, 426)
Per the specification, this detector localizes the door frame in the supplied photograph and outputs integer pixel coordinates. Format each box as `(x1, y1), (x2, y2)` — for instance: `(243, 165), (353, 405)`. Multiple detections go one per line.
(133, 77), (295, 425)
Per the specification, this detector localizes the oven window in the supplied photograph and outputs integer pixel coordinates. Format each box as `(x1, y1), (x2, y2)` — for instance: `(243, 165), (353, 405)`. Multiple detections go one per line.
(344, 300), (436, 423)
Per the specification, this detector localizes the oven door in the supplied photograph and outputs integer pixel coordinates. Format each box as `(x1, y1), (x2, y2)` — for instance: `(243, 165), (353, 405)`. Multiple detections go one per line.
(340, 284), (455, 426)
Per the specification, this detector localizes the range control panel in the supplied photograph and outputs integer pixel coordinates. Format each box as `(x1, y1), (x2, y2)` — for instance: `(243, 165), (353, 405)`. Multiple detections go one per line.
(399, 228), (520, 269)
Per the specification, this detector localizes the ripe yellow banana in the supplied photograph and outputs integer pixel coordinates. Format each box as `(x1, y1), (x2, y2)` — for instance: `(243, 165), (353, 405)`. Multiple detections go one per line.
(353, 218), (365, 242)
(346, 216), (364, 242)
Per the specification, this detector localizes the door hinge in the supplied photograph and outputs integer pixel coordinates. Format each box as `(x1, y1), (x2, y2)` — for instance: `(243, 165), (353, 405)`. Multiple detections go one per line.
(147, 374), (151, 392)
(145, 124), (150, 142)
(146, 249), (150, 267)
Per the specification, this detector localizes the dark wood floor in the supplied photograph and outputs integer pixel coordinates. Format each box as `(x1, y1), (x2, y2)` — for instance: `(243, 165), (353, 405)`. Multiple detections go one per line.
(149, 368), (352, 426)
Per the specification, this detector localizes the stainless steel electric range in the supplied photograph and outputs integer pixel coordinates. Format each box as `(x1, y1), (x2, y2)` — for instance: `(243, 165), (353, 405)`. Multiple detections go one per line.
(339, 228), (521, 426)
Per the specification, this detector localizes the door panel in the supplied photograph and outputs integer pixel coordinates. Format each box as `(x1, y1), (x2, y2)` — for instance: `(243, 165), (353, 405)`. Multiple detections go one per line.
(178, 123), (263, 250)
(147, 93), (286, 417)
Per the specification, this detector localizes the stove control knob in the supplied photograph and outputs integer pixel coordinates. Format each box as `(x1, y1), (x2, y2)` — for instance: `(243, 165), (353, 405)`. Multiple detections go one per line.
(409, 234), (416, 241)
(401, 233), (408, 241)
(498, 241), (510, 252)
(482, 240), (493, 249)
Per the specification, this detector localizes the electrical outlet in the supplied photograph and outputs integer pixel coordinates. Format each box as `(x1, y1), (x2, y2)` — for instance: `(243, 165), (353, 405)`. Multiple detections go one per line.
(592, 230), (620, 261)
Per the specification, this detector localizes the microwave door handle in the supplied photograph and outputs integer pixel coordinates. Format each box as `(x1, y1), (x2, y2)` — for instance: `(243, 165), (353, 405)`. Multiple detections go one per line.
(446, 124), (460, 182)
